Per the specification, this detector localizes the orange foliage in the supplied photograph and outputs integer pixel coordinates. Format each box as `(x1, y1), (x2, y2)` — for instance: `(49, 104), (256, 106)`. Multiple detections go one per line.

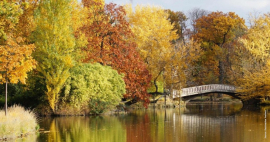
(0, 38), (36, 84)
(192, 11), (246, 84)
(80, 1), (151, 106)
(193, 11), (246, 47)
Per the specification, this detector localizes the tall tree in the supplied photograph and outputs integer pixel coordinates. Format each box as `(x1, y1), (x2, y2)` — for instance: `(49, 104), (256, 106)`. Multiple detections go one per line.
(125, 4), (178, 93)
(0, 0), (36, 116)
(165, 40), (201, 89)
(193, 11), (246, 84)
(81, 1), (151, 106)
(237, 14), (270, 101)
(166, 9), (187, 42)
(33, 0), (79, 112)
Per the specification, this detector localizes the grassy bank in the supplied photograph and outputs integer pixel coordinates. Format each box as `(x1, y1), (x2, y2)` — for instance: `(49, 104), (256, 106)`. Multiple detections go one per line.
(0, 105), (38, 140)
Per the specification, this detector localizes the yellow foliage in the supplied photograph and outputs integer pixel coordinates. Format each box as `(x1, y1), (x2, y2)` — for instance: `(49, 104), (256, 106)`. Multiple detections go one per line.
(33, 0), (78, 112)
(125, 4), (179, 88)
(125, 4), (178, 56)
(238, 14), (270, 99)
(241, 15), (270, 60)
(0, 0), (36, 85)
(165, 40), (201, 88)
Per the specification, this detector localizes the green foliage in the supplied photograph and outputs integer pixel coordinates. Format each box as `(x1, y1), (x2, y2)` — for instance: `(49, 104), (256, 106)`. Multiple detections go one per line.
(88, 99), (108, 115)
(62, 63), (126, 114)
(0, 0), (23, 43)
(39, 116), (126, 142)
(147, 81), (164, 93)
(33, 0), (76, 112)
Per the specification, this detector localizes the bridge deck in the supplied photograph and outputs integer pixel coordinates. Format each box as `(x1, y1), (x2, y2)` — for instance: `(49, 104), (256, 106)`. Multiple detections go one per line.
(172, 84), (236, 99)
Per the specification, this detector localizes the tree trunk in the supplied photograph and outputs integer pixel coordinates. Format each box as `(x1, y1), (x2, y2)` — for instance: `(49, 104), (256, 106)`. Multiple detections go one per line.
(219, 60), (224, 84)
(5, 81), (8, 116)
(218, 60), (224, 98)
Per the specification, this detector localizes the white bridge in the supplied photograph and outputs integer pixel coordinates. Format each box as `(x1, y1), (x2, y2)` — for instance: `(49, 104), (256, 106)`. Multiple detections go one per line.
(172, 84), (236, 99)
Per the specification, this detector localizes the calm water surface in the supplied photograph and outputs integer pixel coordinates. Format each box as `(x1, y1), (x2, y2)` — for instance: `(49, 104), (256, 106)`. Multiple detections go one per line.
(20, 102), (270, 142)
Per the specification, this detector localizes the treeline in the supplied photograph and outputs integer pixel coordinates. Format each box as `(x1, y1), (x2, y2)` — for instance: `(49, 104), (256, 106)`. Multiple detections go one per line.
(0, 0), (269, 115)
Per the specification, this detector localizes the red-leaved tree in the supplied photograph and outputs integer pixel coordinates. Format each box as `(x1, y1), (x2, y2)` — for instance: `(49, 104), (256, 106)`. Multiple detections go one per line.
(80, 1), (151, 106)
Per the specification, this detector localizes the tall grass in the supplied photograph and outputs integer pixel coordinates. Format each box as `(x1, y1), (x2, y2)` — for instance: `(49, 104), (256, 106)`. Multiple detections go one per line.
(0, 105), (38, 140)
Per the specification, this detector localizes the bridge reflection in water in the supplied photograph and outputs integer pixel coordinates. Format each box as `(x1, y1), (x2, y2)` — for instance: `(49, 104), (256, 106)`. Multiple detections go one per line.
(167, 104), (269, 142)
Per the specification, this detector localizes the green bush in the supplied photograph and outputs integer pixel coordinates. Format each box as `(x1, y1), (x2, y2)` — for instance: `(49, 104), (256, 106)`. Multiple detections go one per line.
(62, 63), (126, 114)
(0, 105), (38, 140)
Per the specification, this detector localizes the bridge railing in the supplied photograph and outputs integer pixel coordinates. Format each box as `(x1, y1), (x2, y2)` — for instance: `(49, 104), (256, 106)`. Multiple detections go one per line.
(172, 84), (236, 98)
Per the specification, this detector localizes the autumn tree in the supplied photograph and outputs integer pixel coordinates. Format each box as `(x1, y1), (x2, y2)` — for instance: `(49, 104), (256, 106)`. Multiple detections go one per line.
(33, 0), (83, 112)
(193, 11), (246, 84)
(125, 5), (178, 93)
(81, 1), (151, 106)
(237, 15), (270, 101)
(166, 9), (187, 42)
(0, 0), (36, 116)
(187, 8), (210, 38)
(165, 40), (201, 90)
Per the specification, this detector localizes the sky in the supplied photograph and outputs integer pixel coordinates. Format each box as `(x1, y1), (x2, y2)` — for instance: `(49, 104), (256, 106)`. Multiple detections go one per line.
(104, 0), (270, 20)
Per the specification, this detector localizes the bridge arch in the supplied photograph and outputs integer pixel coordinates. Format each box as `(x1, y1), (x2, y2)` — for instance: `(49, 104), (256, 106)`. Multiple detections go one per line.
(172, 84), (240, 101)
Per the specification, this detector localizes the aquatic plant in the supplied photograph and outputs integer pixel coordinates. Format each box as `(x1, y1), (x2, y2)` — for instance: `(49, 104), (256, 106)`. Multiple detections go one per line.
(0, 105), (38, 140)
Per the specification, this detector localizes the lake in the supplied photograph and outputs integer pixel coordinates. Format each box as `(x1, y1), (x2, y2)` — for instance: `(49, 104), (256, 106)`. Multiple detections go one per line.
(16, 102), (270, 142)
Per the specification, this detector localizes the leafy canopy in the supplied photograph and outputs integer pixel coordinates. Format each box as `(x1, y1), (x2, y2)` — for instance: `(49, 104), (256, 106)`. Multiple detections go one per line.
(63, 63), (126, 113)
(0, 0), (36, 84)
(125, 5), (178, 91)
(33, 0), (79, 112)
(81, 1), (151, 106)
(237, 15), (270, 100)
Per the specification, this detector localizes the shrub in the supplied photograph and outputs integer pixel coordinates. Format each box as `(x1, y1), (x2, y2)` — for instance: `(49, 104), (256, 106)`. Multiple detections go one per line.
(62, 63), (126, 114)
(0, 105), (38, 140)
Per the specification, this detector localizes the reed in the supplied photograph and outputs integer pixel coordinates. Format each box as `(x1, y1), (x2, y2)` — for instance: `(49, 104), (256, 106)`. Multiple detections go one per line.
(0, 105), (38, 140)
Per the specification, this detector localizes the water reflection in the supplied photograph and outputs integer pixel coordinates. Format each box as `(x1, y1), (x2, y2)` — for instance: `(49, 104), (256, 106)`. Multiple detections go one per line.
(31, 103), (270, 142)
(185, 102), (243, 116)
(38, 116), (126, 142)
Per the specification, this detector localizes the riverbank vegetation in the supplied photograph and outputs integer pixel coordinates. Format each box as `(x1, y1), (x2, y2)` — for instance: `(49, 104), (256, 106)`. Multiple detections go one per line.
(0, 105), (38, 140)
(1, 0), (270, 119)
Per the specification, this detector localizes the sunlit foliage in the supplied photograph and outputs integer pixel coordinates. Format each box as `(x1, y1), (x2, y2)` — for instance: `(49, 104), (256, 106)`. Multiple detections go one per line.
(192, 11), (246, 84)
(0, 0), (36, 115)
(33, 0), (79, 112)
(237, 15), (270, 100)
(62, 63), (126, 114)
(81, 1), (151, 106)
(125, 4), (178, 92)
